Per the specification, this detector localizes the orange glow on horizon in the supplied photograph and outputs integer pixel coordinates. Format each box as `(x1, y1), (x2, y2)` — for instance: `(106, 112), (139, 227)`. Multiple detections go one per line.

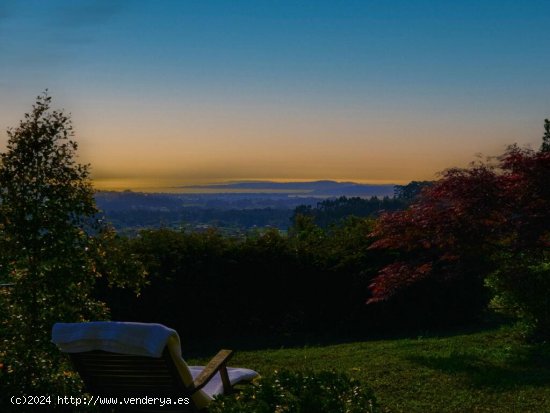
(92, 176), (421, 193)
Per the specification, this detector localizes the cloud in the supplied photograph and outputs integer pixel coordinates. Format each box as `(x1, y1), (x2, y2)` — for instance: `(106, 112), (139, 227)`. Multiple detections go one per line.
(0, 7), (9, 22)
(0, 0), (128, 46)
(0, 0), (130, 73)
(53, 0), (126, 30)
(0, 0), (15, 20)
(0, 0), (16, 30)
(44, 0), (129, 47)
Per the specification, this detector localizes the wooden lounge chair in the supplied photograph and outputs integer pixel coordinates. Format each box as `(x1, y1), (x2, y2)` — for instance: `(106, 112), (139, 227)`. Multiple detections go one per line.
(52, 322), (259, 412)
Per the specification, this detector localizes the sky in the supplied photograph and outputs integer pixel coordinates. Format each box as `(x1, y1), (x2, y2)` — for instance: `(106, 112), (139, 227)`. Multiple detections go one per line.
(1, 0), (549, 191)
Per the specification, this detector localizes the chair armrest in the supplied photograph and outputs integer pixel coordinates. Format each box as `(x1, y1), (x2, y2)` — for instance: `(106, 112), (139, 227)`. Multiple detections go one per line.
(192, 349), (233, 392)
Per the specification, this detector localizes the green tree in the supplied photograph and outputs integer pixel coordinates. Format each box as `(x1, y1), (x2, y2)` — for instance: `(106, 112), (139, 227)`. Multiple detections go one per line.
(0, 92), (108, 397)
(542, 118), (550, 152)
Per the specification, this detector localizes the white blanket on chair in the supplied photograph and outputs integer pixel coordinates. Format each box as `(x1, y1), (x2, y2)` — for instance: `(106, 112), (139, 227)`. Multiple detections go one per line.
(51, 321), (178, 358)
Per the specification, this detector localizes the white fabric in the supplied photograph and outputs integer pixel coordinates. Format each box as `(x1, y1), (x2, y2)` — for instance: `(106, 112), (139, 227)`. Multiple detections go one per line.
(51, 322), (177, 358)
(51, 322), (259, 409)
(188, 366), (259, 397)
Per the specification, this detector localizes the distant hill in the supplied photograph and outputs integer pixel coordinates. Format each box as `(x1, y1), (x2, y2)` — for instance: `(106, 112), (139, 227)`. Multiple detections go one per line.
(182, 180), (395, 197)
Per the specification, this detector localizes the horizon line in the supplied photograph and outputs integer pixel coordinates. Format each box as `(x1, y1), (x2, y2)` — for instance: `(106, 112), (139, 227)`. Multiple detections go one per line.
(91, 177), (411, 194)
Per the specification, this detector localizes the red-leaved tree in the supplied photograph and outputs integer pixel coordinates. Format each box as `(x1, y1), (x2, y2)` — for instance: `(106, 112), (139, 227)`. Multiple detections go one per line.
(368, 125), (550, 333)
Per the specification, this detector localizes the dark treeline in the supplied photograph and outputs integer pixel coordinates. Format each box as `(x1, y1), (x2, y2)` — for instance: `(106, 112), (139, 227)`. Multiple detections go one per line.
(292, 196), (408, 228)
(99, 215), (480, 342)
(100, 220), (383, 340)
(100, 184), (459, 340)
(286, 181), (431, 229)
(96, 188), (425, 234)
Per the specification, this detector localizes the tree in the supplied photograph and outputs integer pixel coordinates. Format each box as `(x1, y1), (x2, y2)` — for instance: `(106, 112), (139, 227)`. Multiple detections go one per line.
(290, 196), (406, 229)
(485, 142), (550, 338)
(0, 92), (108, 397)
(367, 123), (550, 335)
(367, 164), (503, 325)
(393, 180), (433, 201)
(542, 119), (550, 152)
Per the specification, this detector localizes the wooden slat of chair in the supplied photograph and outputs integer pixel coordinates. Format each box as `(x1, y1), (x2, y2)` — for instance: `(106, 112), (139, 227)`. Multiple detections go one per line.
(69, 349), (201, 412)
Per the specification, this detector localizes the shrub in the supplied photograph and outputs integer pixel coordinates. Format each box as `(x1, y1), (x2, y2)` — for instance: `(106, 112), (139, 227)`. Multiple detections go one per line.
(487, 253), (550, 340)
(209, 370), (381, 413)
(103, 216), (384, 337)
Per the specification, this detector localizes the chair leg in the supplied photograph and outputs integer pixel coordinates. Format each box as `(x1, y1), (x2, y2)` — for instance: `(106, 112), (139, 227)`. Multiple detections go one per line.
(220, 364), (232, 394)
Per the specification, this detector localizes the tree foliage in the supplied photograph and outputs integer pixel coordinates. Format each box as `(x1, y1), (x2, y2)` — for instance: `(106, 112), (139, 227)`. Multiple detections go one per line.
(291, 196), (405, 229)
(368, 125), (550, 335)
(102, 215), (383, 339)
(393, 180), (433, 200)
(209, 369), (381, 413)
(0, 93), (111, 397)
(486, 142), (550, 338)
(542, 119), (550, 153)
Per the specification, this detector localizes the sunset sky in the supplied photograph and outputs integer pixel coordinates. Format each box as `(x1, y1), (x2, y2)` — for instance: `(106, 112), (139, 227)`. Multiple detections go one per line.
(1, 0), (549, 191)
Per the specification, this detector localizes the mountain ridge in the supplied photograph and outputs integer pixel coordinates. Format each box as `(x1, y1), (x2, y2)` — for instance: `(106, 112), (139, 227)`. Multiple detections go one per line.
(180, 180), (395, 196)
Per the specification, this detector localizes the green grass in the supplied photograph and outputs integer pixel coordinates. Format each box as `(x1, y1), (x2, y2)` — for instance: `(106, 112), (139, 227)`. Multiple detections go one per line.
(188, 326), (550, 412)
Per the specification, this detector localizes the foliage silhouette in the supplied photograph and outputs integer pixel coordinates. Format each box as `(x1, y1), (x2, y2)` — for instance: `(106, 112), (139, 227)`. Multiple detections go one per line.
(0, 92), (145, 402)
(368, 123), (550, 338)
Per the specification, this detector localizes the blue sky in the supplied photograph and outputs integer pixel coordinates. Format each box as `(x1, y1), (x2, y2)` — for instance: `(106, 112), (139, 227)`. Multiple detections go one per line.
(1, 0), (549, 190)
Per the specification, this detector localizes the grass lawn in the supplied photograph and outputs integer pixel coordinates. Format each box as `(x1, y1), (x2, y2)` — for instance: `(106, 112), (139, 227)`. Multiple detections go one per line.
(189, 325), (550, 412)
